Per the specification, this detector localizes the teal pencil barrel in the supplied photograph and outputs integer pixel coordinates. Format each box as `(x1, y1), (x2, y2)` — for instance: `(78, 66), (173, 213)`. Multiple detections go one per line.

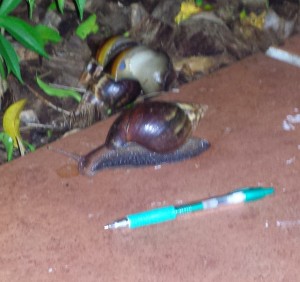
(127, 206), (177, 228)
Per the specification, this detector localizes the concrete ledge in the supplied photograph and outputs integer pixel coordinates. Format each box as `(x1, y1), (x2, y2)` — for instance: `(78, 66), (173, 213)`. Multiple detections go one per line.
(1, 35), (300, 281)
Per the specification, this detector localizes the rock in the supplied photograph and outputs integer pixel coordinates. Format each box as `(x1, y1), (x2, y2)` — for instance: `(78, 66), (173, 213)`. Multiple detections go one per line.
(174, 12), (252, 58)
(151, 0), (182, 25)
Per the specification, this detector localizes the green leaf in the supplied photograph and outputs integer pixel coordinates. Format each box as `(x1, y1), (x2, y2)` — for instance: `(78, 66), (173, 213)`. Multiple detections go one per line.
(47, 2), (57, 11)
(123, 31), (130, 37)
(57, 0), (65, 13)
(0, 56), (7, 79)
(26, 0), (35, 19)
(0, 0), (22, 16)
(239, 9), (247, 20)
(0, 132), (14, 161)
(0, 16), (49, 58)
(47, 129), (53, 138)
(194, 0), (203, 7)
(22, 140), (35, 152)
(74, 0), (86, 20)
(203, 4), (214, 11)
(75, 14), (99, 40)
(36, 76), (82, 103)
(34, 25), (61, 44)
(0, 33), (23, 83)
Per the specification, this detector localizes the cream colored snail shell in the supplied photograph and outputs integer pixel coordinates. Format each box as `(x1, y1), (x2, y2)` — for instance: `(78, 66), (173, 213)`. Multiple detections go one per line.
(110, 45), (174, 94)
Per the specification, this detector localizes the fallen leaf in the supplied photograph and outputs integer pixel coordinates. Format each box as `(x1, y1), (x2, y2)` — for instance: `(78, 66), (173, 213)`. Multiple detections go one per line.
(3, 98), (27, 148)
(175, 0), (202, 24)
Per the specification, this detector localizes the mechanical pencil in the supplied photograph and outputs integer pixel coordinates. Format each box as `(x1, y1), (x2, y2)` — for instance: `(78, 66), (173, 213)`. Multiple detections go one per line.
(104, 187), (274, 230)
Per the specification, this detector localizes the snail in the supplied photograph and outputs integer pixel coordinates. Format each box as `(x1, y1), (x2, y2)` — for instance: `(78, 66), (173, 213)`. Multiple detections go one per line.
(80, 36), (175, 94)
(76, 74), (143, 121)
(52, 101), (210, 176)
(111, 45), (174, 94)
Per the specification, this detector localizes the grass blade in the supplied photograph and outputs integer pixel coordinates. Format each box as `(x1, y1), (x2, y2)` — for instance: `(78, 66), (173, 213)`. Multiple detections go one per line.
(0, 16), (48, 58)
(0, 33), (23, 82)
(0, 0), (22, 16)
(74, 0), (86, 20)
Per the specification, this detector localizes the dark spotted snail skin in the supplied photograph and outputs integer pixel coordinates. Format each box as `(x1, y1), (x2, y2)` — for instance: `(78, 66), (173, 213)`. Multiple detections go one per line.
(76, 101), (210, 176)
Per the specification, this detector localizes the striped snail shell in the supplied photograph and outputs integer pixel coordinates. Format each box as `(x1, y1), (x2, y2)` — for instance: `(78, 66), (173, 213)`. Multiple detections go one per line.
(81, 36), (175, 94)
(96, 35), (138, 69)
(80, 36), (137, 86)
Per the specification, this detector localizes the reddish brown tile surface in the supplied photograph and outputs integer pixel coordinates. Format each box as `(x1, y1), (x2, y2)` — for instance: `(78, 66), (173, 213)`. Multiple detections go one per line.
(1, 36), (300, 281)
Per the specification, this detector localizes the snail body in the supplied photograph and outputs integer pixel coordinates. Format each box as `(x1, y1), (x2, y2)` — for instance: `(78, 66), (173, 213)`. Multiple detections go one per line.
(55, 101), (210, 176)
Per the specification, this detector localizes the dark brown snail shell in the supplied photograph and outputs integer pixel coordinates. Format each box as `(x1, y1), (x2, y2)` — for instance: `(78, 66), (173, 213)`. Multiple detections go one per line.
(106, 101), (196, 152)
(76, 101), (209, 176)
(78, 74), (143, 116)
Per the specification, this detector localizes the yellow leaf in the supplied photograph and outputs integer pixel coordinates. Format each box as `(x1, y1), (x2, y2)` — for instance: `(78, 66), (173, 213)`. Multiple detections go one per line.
(3, 99), (27, 148)
(241, 11), (266, 30)
(175, 0), (202, 24)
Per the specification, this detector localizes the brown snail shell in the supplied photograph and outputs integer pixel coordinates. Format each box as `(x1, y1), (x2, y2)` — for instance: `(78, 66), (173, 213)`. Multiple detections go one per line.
(105, 100), (204, 152)
(110, 45), (174, 94)
(84, 74), (143, 112)
(76, 101), (209, 176)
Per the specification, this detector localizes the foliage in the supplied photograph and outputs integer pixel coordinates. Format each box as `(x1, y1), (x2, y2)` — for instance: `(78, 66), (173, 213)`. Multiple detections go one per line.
(0, 132), (13, 161)
(1, 98), (36, 159)
(3, 98), (27, 148)
(175, 1), (213, 24)
(240, 10), (267, 30)
(0, 0), (62, 83)
(36, 76), (82, 103)
(50, 0), (86, 20)
(73, 0), (86, 20)
(0, 0), (87, 162)
(76, 13), (99, 40)
(0, 0), (87, 83)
